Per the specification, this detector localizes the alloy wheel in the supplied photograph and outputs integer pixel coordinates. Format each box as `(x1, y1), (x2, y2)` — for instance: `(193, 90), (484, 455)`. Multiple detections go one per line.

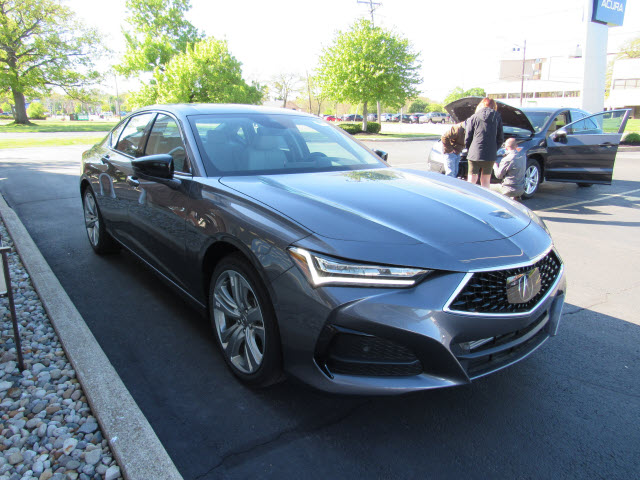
(213, 270), (265, 374)
(524, 165), (540, 195)
(83, 191), (100, 247)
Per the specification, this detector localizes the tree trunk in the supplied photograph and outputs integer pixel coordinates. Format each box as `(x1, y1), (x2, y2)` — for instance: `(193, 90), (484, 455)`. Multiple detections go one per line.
(377, 101), (381, 129)
(12, 88), (29, 124)
(362, 101), (368, 132)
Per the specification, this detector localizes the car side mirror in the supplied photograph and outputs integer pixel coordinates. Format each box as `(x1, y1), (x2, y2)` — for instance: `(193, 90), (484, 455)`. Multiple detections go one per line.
(133, 154), (174, 179)
(552, 130), (567, 143)
(374, 149), (388, 161)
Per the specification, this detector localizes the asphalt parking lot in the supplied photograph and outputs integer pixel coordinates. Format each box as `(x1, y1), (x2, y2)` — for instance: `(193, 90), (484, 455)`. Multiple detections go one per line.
(0, 142), (638, 479)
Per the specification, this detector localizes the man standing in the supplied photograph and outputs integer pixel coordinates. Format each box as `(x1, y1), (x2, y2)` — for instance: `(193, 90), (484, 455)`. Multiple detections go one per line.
(465, 97), (504, 188)
(440, 121), (465, 177)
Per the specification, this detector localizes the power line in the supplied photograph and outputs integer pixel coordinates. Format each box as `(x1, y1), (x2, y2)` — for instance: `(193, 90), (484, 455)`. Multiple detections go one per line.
(357, 0), (381, 26)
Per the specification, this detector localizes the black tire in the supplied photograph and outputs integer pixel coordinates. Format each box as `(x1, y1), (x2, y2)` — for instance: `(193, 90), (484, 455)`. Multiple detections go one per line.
(82, 187), (119, 254)
(522, 159), (542, 199)
(209, 253), (283, 387)
(577, 183), (593, 188)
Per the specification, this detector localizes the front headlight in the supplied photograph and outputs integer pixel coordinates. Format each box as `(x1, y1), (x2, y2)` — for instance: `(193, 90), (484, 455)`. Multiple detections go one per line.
(288, 247), (431, 288)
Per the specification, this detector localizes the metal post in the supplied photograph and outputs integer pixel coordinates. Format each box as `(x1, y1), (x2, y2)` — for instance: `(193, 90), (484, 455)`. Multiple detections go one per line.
(520, 40), (526, 107)
(1, 246), (25, 371)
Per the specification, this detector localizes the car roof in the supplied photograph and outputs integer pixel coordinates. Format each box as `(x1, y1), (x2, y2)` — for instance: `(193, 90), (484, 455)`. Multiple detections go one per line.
(134, 103), (317, 118)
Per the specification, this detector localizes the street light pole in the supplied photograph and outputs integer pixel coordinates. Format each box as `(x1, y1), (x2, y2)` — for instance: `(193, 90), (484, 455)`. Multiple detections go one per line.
(520, 40), (526, 107)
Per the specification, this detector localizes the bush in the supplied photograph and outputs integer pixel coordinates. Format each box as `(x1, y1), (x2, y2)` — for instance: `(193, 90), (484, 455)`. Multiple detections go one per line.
(27, 101), (46, 120)
(366, 122), (381, 134)
(339, 123), (361, 134)
(622, 132), (640, 145)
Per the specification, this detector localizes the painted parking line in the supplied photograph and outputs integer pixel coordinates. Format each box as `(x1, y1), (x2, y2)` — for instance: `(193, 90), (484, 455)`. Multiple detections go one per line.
(536, 188), (640, 213)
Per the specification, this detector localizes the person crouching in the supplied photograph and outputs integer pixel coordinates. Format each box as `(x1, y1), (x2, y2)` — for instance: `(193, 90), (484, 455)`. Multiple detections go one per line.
(440, 121), (465, 177)
(493, 138), (525, 200)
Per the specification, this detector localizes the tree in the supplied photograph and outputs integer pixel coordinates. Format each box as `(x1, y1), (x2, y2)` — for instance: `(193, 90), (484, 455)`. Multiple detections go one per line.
(26, 101), (45, 119)
(618, 36), (640, 58)
(128, 37), (263, 108)
(409, 99), (428, 113)
(443, 86), (486, 105)
(0, 0), (103, 124)
(1, 101), (11, 114)
(270, 72), (300, 108)
(318, 19), (421, 130)
(117, 0), (203, 76)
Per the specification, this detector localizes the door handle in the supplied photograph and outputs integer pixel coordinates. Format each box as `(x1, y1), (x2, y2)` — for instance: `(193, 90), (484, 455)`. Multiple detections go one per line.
(100, 154), (110, 164)
(599, 142), (615, 148)
(126, 176), (140, 187)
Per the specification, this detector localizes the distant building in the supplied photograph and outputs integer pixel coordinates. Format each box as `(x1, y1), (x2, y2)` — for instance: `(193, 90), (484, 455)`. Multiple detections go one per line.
(485, 55), (584, 109)
(606, 58), (640, 118)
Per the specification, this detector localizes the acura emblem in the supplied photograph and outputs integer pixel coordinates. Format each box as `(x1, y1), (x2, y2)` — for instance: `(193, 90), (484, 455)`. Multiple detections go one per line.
(506, 268), (541, 304)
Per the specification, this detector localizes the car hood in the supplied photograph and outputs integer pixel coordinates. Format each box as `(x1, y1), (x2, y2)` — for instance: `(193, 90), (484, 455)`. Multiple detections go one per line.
(219, 169), (531, 247)
(446, 97), (535, 134)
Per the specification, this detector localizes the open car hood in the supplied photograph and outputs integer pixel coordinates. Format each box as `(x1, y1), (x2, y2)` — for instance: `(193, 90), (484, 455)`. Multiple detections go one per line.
(445, 97), (535, 134)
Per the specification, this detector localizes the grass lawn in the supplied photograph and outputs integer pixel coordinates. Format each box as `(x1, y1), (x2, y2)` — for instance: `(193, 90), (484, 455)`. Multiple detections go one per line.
(0, 135), (105, 149)
(625, 119), (639, 134)
(0, 120), (117, 133)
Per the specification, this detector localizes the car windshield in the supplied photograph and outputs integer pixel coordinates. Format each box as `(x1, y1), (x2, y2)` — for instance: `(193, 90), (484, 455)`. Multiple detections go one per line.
(188, 114), (385, 176)
(522, 111), (553, 133)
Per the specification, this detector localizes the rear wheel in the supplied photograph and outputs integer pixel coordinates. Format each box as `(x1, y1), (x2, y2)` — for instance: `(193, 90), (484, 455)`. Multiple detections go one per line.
(522, 159), (541, 199)
(209, 254), (283, 387)
(82, 188), (118, 254)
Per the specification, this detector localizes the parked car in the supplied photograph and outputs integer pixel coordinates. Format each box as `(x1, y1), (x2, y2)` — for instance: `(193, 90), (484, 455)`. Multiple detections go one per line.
(420, 112), (449, 123)
(342, 114), (363, 122)
(367, 113), (377, 122)
(81, 104), (566, 394)
(323, 115), (338, 122)
(427, 97), (631, 198)
(381, 113), (393, 122)
(410, 113), (425, 123)
(399, 114), (412, 123)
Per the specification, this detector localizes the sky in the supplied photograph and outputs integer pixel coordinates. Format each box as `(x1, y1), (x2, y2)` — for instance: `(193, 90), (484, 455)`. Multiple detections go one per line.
(64, 0), (640, 102)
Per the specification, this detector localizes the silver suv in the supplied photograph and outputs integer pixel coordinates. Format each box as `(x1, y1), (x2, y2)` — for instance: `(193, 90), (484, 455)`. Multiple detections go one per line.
(419, 112), (449, 124)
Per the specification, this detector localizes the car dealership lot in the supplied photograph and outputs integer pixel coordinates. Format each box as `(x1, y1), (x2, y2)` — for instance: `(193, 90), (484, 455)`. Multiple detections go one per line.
(0, 142), (638, 479)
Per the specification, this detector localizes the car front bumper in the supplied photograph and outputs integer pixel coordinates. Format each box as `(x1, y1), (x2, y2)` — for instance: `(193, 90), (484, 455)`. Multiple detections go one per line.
(271, 250), (566, 395)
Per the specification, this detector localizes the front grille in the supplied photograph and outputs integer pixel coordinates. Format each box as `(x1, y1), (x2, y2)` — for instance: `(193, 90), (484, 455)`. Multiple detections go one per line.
(449, 250), (561, 314)
(321, 331), (422, 377)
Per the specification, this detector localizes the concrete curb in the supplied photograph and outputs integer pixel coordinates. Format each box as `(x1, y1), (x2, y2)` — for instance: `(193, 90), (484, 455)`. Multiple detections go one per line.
(0, 195), (183, 480)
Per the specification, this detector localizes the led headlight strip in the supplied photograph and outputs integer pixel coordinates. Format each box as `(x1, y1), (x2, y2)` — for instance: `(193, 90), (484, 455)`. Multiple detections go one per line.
(288, 247), (431, 287)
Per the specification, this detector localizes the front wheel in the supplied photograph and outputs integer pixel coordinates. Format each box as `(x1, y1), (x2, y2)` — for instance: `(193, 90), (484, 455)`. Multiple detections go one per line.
(209, 254), (283, 387)
(522, 159), (541, 199)
(577, 183), (593, 188)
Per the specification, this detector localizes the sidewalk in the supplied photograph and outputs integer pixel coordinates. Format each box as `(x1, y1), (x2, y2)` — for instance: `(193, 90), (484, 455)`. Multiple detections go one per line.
(0, 196), (182, 480)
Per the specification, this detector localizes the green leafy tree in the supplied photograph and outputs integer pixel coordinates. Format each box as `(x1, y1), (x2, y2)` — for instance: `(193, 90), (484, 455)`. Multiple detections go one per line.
(129, 37), (263, 107)
(1, 101), (11, 113)
(409, 99), (428, 113)
(26, 101), (45, 119)
(117, 0), (203, 76)
(0, 0), (103, 124)
(443, 86), (486, 105)
(318, 19), (421, 130)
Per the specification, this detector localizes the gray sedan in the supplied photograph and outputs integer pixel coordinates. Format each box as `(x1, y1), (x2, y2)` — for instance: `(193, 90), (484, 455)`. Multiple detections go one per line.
(80, 104), (566, 395)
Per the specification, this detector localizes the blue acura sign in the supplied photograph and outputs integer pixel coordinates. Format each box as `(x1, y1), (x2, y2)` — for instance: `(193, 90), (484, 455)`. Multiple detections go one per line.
(592, 0), (626, 26)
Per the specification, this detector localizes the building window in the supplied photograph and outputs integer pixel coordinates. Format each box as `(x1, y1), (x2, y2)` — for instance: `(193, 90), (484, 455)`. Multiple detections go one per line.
(523, 92), (534, 98)
(537, 91), (562, 98)
(488, 93), (507, 99)
(613, 79), (640, 89)
(564, 91), (580, 97)
(507, 92), (521, 99)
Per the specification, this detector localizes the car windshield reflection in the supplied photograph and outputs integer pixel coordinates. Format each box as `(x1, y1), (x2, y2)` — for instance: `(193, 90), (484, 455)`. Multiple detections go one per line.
(188, 114), (385, 177)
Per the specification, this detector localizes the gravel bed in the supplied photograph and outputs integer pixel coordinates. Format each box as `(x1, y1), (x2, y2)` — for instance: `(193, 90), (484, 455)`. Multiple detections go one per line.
(0, 219), (122, 480)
